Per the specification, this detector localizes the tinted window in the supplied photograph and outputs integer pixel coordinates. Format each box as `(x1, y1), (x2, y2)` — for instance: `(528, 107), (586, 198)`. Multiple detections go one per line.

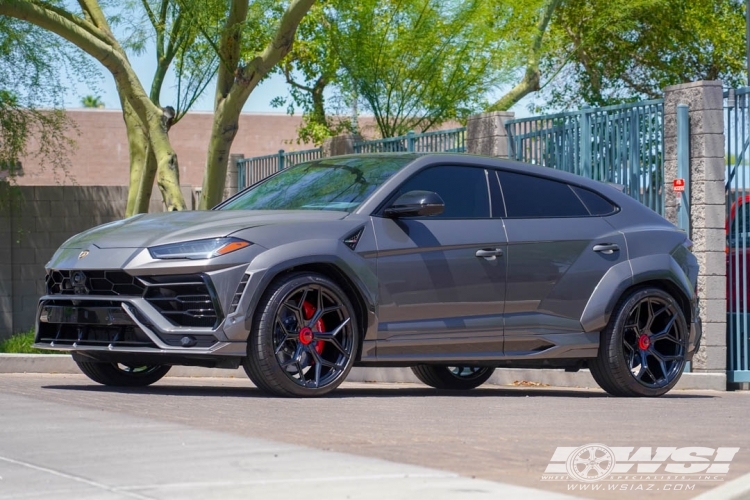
(572, 186), (617, 216)
(220, 156), (413, 212)
(498, 171), (588, 218)
(394, 166), (490, 218)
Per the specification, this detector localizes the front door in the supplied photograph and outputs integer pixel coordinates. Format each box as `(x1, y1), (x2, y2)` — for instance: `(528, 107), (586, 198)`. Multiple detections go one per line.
(373, 165), (507, 361)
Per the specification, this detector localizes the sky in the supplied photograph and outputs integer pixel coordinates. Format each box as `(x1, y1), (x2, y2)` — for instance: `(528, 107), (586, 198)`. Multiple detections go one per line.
(61, 36), (533, 119)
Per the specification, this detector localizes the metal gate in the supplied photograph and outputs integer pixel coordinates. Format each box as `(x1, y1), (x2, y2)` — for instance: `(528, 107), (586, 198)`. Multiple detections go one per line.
(726, 87), (750, 383)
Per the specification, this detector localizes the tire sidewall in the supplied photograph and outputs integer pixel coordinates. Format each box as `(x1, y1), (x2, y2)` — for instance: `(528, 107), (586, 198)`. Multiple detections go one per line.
(248, 273), (360, 397)
(605, 287), (688, 397)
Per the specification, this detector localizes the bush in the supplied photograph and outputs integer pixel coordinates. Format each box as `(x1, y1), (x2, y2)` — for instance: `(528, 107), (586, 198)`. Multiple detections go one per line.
(0, 330), (63, 354)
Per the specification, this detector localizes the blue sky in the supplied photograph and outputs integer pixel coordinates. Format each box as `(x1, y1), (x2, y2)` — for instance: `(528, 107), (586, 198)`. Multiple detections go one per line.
(62, 41), (532, 118)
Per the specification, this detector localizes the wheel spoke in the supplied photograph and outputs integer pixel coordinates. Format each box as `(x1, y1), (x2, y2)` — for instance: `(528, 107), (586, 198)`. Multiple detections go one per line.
(650, 315), (677, 341)
(625, 301), (642, 330)
(279, 343), (303, 368)
(648, 348), (669, 382)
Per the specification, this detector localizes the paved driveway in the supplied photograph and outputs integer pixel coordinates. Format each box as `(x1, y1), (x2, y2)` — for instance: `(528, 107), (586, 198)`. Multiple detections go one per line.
(1, 374), (749, 499)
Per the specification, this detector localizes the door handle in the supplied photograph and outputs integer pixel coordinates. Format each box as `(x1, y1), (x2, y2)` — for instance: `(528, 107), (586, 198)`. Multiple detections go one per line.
(476, 248), (504, 260)
(593, 243), (620, 254)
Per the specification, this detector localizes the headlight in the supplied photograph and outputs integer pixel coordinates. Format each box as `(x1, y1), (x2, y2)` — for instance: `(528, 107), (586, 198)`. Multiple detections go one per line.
(148, 237), (251, 260)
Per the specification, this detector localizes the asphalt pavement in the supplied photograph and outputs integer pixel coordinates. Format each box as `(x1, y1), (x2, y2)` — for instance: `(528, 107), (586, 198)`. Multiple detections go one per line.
(1, 374), (749, 500)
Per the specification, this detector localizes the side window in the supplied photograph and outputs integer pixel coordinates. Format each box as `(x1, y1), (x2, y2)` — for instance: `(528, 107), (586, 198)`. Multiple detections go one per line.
(498, 171), (588, 218)
(571, 186), (617, 216)
(395, 166), (490, 218)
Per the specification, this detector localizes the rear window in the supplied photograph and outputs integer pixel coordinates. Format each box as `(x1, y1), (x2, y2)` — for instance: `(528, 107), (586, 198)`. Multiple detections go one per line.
(497, 171), (589, 218)
(571, 186), (618, 216)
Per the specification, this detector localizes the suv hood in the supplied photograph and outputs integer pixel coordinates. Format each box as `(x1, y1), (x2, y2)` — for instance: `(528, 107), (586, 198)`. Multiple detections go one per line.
(62, 210), (349, 249)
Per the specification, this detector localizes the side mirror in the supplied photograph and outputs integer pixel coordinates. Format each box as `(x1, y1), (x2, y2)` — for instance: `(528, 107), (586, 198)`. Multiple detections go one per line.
(384, 190), (445, 218)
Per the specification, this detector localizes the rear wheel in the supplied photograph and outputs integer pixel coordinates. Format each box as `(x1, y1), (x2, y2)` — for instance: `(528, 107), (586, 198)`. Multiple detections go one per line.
(74, 360), (170, 387)
(411, 365), (495, 390)
(243, 272), (359, 397)
(589, 287), (688, 397)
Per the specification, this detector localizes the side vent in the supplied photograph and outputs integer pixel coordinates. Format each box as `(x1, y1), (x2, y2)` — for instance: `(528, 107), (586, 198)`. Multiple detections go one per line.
(229, 274), (250, 314)
(343, 227), (365, 251)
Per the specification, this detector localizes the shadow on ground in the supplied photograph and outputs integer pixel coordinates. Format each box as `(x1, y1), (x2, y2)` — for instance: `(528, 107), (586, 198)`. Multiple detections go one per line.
(41, 383), (715, 399)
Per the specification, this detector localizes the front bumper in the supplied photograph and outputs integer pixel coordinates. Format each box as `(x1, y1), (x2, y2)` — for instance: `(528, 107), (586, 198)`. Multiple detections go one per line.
(34, 295), (246, 357)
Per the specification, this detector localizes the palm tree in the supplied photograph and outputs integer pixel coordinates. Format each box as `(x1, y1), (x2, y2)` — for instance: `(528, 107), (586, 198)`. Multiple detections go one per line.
(81, 95), (104, 109)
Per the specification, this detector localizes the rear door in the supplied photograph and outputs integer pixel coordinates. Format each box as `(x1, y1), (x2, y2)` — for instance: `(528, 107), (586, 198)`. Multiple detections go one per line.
(373, 165), (507, 360)
(495, 170), (627, 355)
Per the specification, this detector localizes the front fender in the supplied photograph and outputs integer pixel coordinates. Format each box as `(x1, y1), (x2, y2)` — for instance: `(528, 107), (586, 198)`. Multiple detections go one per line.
(222, 238), (378, 343)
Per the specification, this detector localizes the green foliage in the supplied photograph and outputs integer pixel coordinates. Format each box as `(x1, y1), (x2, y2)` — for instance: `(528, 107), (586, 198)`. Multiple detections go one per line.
(0, 330), (62, 354)
(541, 0), (747, 109)
(0, 17), (86, 183)
(81, 95), (105, 108)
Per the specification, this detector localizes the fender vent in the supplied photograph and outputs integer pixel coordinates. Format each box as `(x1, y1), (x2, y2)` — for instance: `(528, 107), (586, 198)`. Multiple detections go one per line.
(229, 274), (250, 314)
(343, 227), (365, 250)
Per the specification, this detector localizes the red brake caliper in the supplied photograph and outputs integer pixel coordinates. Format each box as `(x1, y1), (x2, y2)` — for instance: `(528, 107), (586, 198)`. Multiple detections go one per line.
(302, 301), (325, 355)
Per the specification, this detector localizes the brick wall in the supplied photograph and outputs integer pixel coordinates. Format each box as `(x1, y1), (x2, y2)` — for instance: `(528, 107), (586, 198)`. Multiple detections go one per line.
(14, 109), (382, 188)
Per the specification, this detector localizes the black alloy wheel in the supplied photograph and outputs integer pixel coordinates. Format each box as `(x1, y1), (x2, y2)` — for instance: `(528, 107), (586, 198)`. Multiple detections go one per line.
(244, 273), (358, 397)
(411, 365), (495, 390)
(75, 360), (171, 387)
(590, 287), (688, 397)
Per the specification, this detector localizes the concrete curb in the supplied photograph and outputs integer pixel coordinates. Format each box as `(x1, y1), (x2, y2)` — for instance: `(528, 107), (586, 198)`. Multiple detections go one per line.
(0, 354), (728, 391)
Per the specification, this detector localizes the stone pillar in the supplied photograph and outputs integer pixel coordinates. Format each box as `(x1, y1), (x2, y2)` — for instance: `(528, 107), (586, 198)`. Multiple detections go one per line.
(663, 80), (726, 373)
(466, 111), (515, 157)
(322, 134), (363, 157)
(224, 153), (243, 200)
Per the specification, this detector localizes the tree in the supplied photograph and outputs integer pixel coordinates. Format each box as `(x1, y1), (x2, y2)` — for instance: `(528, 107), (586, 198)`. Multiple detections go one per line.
(271, 2), (354, 145)
(81, 95), (104, 108)
(0, 16), (90, 184)
(540, 0), (746, 108)
(328, 0), (514, 138)
(197, 0), (316, 209)
(1, 0), (315, 214)
(486, 0), (561, 111)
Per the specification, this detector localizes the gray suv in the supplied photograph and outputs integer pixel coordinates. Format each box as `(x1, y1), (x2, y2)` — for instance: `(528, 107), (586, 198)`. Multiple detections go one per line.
(35, 154), (701, 397)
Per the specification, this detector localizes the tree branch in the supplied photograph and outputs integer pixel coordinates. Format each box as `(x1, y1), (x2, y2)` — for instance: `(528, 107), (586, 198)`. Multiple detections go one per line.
(487, 0), (561, 111)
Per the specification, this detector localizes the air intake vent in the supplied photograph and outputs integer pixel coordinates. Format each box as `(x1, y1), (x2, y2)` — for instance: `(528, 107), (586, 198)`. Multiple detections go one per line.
(229, 274), (250, 314)
(343, 227), (365, 250)
(143, 274), (220, 328)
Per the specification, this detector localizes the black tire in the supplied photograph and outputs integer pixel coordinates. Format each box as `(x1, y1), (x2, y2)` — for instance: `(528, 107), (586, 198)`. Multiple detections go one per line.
(411, 365), (495, 390)
(74, 360), (170, 387)
(243, 272), (359, 397)
(589, 287), (688, 397)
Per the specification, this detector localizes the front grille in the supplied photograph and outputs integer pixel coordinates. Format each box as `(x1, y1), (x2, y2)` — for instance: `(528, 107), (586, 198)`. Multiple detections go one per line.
(143, 275), (220, 328)
(45, 271), (223, 329)
(46, 270), (145, 296)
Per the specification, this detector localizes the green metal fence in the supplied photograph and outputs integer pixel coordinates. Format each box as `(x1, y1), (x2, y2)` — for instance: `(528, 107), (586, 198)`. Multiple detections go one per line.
(353, 128), (466, 154)
(237, 147), (321, 189)
(237, 128), (466, 189)
(725, 86), (750, 383)
(505, 100), (665, 215)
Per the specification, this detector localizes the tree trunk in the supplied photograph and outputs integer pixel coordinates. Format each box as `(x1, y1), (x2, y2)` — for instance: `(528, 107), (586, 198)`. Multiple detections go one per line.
(148, 113), (186, 212)
(123, 101), (150, 217)
(199, 99), (239, 209)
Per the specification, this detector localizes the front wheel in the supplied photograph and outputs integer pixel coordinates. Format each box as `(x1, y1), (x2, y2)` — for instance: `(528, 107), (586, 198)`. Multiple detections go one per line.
(589, 287), (688, 397)
(75, 360), (171, 387)
(411, 365), (495, 390)
(243, 272), (359, 397)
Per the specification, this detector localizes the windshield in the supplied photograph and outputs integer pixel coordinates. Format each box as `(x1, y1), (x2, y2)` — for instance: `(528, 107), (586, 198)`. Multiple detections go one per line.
(220, 155), (414, 212)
